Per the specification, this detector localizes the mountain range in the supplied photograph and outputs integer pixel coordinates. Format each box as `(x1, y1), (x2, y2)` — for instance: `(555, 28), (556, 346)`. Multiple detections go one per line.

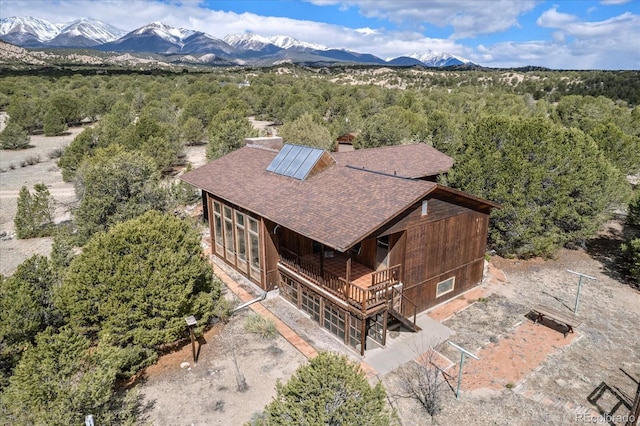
(0, 16), (476, 68)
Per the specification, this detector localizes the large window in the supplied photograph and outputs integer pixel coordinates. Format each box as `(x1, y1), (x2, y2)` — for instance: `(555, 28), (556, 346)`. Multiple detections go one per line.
(212, 201), (223, 255)
(323, 302), (346, 340)
(248, 217), (261, 281)
(235, 211), (246, 262)
(301, 288), (321, 322)
(436, 277), (455, 298)
(367, 313), (385, 345)
(279, 274), (299, 306)
(210, 199), (261, 283)
(348, 317), (362, 350)
(223, 206), (235, 259)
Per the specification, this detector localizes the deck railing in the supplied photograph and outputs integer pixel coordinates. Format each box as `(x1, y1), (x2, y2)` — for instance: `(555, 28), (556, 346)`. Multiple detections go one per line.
(279, 248), (402, 314)
(279, 248), (345, 299)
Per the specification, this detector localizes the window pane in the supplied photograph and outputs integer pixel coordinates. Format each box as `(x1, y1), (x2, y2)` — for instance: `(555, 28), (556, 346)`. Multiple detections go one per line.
(214, 215), (223, 244)
(237, 226), (246, 260)
(249, 218), (258, 233)
(235, 212), (244, 227)
(225, 219), (234, 252)
(250, 233), (259, 267)
(436, 277), (455, 297)
(214, 201), (221, 213)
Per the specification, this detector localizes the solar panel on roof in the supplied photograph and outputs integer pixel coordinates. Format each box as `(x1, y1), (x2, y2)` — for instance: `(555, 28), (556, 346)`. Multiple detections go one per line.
(275, 145), (303, 175)
(266, 143), (293, 172)
(293, 149), (324, 180)
(266, 144), (325, 180)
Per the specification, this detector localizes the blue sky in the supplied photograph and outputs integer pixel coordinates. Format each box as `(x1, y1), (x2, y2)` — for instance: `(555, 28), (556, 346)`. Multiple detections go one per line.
(4, 0), (639, 69)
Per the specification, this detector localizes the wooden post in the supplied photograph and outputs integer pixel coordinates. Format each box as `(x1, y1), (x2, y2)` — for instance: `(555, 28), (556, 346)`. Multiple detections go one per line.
(382, 310), (388, 346)
(189, 326), (197, 364)
(360, 316), (366, 356)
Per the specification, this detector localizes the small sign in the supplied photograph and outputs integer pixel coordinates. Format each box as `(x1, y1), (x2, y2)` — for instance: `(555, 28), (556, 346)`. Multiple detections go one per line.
(185, 316), (197, 326)
(85, 414), (94, 426)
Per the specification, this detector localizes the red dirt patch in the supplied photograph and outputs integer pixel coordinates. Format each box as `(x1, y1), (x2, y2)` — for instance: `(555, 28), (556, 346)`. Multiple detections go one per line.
(457, 320), (579, 391)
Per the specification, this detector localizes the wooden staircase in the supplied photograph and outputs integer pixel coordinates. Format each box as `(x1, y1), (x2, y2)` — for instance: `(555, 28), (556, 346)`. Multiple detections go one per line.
(388, 286), (421, 332)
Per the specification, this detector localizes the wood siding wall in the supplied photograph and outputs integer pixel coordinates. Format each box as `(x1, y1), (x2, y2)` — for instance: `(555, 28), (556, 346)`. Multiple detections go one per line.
(402, 207), (488, 311)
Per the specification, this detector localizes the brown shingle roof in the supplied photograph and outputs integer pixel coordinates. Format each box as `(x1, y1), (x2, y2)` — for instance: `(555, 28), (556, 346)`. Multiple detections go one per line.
(332, 143), (454, 179)
(181, 146), (438, 251)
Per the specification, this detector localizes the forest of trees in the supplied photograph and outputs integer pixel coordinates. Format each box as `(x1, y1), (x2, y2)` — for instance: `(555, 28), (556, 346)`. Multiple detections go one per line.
(0, 65), (638, 421)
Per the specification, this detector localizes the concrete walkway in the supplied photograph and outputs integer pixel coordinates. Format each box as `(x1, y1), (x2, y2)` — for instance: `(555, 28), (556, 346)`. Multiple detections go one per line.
(364, 314), (454, 376)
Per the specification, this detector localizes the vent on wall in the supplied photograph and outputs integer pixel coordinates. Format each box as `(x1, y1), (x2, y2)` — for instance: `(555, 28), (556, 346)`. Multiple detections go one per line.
(266, 144), (326, 180)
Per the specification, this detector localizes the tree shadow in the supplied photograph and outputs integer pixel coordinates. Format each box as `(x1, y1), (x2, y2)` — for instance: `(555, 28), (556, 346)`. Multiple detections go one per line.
(585, 214), (639, 290)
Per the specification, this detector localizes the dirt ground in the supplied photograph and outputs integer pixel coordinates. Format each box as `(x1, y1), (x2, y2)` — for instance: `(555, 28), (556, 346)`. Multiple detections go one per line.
(1, 116), (638, 425)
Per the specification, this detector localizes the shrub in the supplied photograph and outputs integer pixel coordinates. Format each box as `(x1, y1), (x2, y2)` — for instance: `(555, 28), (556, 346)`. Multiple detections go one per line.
(0, 122), (30, 150)
(244, 314), (277, 339)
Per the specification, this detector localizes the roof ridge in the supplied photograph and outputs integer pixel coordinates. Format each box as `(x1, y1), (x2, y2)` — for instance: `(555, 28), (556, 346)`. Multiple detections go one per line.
(344, 164), (416, 180)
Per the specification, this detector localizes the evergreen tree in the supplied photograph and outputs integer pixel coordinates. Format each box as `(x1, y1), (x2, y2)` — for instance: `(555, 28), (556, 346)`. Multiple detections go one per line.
(14, 186), (34, 238)
(279, 112), (334, 150)
(43, 107), (68, 136)
(6, 94), (42, 134)
(0, 121), (30, 150)
(56, 211), (221, 350)
(355, 111), (409, 149)
(58, 127), (105, 181)
(181, 116), (206, 145)
(0, 327), (141, 425)
(0, 255), (58, 388)
(262, 352), (392, 425)
(628, 192), (640, 227)
(14, 183), (54, 239)
(207, 109), (257, 159)
(73, 145), (169, 241)
(446, 115), (628, 258)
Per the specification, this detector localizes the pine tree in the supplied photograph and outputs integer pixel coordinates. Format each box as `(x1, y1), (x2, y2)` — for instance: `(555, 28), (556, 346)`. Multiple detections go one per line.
(14, 186), (35, 238)
(43, 107), (67, 136)
(14, 184), (54, 239)
(0, 121), (30, 150)
(56, 211), (221, 351)
(263, 352), (392, 425)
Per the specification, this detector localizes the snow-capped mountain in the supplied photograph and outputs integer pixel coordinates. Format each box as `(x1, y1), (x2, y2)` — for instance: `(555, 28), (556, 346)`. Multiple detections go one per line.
(269, 35), (327, 51)
(181, 32), (238, 56)
(0, 16), (62, 46)
(403, 51), (475, 67)
(225, 32), (275, 51)
(0, 16), (480, 68)
(98, 22), (197, 54)
(46, 18), (126, 47)
(129, 21), (194, 46)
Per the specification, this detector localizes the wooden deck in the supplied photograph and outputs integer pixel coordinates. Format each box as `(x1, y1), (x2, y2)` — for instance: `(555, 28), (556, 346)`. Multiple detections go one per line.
(300, 252), (374, 288)
(279, 248), (401, 314)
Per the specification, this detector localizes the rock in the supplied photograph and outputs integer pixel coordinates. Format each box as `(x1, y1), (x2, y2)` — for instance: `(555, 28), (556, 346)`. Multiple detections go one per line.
(180, 362), (190, 369)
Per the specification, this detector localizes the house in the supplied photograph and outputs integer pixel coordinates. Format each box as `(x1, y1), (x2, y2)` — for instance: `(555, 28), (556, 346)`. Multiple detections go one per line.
(181, 138), (498, 355)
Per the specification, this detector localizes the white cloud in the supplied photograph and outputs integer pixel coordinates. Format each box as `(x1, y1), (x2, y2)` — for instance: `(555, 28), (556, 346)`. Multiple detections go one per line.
(3, 0), (638, 69)
(305, 0), (538, 39)
(600, 0), (632, 5)
(535, 7), (640, 67)
(536, 5), (577, 27)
